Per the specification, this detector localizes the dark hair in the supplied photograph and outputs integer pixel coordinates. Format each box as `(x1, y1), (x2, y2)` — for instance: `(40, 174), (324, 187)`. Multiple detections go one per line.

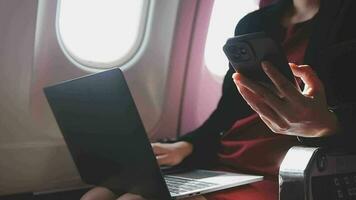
(260, 0), (291, 8)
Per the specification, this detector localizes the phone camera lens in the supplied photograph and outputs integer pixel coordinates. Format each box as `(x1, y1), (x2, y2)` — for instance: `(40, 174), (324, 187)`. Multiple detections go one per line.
(240, 48), (247, 55)
(233, 53), (241, 59)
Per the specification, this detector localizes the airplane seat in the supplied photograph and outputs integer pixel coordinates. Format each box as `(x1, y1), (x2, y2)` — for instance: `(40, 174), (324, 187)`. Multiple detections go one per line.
(279, 146), (356, 200)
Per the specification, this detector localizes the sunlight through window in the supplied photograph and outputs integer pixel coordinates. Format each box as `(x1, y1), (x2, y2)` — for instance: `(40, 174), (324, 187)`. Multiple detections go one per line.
(58, 0), (148, 69)
(205, 0), (259, 77)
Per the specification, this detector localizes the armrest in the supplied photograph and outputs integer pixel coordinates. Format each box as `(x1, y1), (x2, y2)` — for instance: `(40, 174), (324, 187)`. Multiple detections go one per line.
(279, 146), (356, 200)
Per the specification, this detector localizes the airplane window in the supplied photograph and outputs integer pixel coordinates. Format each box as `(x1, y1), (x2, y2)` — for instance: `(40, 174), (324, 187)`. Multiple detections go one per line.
(205, 0), (259, 77)
(57, 0), (149, 70)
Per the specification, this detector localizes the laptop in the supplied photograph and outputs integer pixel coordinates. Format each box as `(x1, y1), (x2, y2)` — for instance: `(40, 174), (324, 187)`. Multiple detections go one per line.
(43, 68), (263, 199)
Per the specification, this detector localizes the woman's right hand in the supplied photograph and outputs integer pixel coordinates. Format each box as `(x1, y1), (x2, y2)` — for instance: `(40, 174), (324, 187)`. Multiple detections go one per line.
(151, 141), (193, 166)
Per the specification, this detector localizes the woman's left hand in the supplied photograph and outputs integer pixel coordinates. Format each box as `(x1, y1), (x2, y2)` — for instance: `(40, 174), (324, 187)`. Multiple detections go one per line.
(233, 61), (339, 137)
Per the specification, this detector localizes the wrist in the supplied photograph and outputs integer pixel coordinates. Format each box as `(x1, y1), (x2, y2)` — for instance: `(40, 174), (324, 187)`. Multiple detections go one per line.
(315, 109), (340, 137)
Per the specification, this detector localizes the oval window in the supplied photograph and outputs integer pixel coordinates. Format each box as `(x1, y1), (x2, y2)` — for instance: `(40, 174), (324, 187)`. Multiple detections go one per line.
(57, 0), (149, 69)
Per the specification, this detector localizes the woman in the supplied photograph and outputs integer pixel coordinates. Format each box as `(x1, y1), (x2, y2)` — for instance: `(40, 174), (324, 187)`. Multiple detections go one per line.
(82, 0), (356, 199)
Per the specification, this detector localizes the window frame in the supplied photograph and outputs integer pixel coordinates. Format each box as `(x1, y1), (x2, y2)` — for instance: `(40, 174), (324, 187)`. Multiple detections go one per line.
(55, 0), (151, 72)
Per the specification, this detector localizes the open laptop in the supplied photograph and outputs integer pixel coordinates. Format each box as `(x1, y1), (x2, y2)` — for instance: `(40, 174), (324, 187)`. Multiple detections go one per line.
(43, 68), (263, 199)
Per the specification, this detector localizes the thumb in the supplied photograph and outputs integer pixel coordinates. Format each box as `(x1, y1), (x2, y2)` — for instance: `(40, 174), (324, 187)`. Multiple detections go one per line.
(290, 64), (325, 99)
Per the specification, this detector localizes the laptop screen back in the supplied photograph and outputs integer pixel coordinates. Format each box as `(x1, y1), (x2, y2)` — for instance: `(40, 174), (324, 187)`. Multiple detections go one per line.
(44, 68), (171, 199)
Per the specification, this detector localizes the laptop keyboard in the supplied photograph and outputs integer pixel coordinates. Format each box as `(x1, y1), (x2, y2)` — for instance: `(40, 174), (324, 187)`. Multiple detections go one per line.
(164, 175), (218, 194)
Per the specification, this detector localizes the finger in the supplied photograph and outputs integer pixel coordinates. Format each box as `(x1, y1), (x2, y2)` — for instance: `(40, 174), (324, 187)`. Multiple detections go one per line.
(156, 154), (170, 166)
(254, 103), (288, 131)
(151, 143), (166, 155)
(260, 115), (278, 133)
(290, 64), (321, 87)
(260, 115), (289, 134)
(237, 84), (288, 128)
(118, 193), (146, 200)
(232, 72), (238, 81)
(234, 72), (287, 113)
(290, 64), (325, 99)
(82, 187), (118, 200)
(261, 61), (302, 102)
(235, 74), (300, 123)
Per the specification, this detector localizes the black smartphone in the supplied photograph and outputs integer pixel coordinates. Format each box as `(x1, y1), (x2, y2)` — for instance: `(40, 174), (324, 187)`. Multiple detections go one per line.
(223, 32), (299, 91)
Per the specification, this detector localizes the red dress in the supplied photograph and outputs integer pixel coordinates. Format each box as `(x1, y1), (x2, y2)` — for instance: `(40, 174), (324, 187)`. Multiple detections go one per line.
(204, 19), (312, 200)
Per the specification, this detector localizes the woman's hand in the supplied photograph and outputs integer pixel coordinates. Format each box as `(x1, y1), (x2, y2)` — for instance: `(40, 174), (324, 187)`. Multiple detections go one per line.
(116, 193), (146, 200)
(232, 61), (339, 137)
(151, 141), (193, 166)
(116, 193), (206, 200)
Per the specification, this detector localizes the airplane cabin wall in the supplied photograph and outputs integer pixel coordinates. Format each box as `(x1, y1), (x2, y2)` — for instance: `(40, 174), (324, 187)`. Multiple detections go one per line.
(0, 0), (230, 196)
(178, 0), (222, 135)
(0, 0), (84, 195)
(0, 0), (190, 195)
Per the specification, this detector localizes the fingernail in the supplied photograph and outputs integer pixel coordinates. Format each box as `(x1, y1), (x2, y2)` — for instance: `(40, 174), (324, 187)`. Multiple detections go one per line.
(232, 72), (238, 79)
(261, 62), (268, 71)
(233, 73), (241, 82)
(289, 63), (297, 67)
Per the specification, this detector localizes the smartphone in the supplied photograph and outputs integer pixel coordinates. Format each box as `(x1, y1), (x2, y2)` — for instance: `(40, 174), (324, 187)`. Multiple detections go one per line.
(223, 32), (298, 90)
